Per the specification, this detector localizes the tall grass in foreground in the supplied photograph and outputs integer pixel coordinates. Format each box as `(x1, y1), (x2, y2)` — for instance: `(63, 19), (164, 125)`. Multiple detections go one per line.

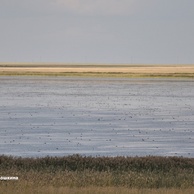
(1, 187), (194, 194)
(0, 155), (194, 193)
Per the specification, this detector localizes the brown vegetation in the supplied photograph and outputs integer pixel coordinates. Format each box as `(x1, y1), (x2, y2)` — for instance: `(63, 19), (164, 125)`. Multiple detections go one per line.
(0, 63), (194, 78)
(1, 155), (194, 188)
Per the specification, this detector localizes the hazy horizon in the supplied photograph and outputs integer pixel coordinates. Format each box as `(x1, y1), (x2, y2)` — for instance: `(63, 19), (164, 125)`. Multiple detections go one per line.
(0, 0), (194, 64)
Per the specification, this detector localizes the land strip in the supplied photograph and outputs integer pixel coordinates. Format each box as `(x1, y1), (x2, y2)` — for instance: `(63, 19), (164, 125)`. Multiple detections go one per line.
(0, 63), (194, 78)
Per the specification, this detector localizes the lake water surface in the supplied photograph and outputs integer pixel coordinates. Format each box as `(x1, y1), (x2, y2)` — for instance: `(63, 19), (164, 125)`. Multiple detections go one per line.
(0, 76), (194, 157)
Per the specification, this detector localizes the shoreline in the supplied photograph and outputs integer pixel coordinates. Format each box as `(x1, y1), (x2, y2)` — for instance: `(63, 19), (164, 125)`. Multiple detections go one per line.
(0, 63), (194, 78)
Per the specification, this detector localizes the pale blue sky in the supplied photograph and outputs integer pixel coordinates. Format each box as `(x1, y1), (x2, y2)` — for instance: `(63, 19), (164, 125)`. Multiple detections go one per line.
(0, 0), (194, 64)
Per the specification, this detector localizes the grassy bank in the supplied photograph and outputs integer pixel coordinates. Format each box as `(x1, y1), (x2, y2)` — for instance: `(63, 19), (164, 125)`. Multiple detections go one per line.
(1, 155), (194, 193)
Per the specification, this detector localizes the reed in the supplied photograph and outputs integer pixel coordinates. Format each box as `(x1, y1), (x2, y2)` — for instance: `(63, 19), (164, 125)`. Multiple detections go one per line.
(1, 155), (194, 191)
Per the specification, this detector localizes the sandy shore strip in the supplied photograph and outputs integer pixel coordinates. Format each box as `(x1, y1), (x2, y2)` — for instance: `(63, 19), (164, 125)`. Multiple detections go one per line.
(0, 63), (194, 77)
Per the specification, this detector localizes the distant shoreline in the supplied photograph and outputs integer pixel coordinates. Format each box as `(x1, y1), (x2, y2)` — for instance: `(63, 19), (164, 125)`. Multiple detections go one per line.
(0, 63), (194, 78)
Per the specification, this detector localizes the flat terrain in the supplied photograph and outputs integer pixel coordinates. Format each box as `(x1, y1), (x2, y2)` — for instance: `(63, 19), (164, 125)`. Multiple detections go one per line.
(1, 63), (194, 77)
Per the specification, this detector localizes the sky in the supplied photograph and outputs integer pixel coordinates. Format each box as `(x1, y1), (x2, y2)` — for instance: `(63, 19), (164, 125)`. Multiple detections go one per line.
(0, 0), (194, 64)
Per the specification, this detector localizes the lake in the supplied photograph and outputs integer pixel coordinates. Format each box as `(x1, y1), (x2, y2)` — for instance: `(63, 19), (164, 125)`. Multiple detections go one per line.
(0, 76), (193, 157)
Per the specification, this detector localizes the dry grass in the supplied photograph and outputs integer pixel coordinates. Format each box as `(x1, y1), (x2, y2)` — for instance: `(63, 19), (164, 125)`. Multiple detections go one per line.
(1, 186), (194, 194)
(0, 63), (194, 78)
(1, 66), (194, 73)
(1, 155), (194, 192)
